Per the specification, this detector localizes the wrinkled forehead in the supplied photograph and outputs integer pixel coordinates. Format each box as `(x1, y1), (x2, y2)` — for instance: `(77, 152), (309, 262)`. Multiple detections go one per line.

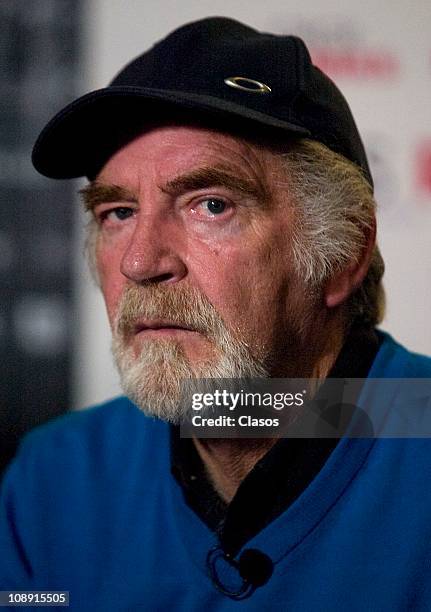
(89, 110), (296, 181)
(95, 120), (292, 195)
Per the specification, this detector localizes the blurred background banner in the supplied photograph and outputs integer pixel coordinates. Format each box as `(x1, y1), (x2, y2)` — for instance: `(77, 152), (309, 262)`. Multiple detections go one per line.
(1, 0), (431, 476)
(0, 0), (81, 476)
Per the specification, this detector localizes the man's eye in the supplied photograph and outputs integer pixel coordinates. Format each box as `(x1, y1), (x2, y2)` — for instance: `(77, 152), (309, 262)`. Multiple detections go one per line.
(102, 207), (134, 222)
(195, 198), (228, 216)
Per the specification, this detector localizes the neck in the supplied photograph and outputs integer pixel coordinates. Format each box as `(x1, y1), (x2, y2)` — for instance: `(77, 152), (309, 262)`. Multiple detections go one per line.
(193, 437), (277, 503)
(193, 314), (347, 503)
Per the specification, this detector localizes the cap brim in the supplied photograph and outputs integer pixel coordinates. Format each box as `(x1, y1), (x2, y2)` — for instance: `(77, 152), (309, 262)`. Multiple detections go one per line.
(32, 86), (311, 179)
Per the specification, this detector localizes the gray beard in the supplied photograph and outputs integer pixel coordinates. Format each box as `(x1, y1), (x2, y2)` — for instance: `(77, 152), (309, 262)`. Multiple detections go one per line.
(111, 332), (268, 424)
(110, 283), (269, 424)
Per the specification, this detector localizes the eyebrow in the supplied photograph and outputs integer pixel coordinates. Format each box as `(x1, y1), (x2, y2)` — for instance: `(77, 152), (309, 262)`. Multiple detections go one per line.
(79, 165), (270, 212)
(79, 183), (136, 212)
(161, 166), (270, 203)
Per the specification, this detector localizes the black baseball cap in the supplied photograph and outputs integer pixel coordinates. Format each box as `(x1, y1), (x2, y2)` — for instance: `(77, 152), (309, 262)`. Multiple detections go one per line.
(32, 16), (373, 187)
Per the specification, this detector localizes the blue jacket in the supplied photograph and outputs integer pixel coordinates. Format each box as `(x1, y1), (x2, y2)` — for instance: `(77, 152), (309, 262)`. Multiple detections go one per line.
(1, 333), (431, 611)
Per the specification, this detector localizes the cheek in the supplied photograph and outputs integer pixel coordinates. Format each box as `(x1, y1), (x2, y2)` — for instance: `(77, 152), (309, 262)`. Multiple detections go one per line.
(186, 236), (285, 327)
(96, 241), (128, 327)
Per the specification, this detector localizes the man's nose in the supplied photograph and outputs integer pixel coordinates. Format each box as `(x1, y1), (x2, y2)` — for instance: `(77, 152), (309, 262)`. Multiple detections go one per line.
(120, 212), (187, 284)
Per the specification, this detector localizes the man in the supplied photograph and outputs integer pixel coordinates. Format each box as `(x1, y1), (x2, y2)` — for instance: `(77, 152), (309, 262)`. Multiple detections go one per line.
(1, 17), (431, 611)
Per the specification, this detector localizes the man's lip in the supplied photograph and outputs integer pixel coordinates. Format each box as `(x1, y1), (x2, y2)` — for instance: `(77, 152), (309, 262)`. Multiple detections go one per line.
(133, 320), (197, 333)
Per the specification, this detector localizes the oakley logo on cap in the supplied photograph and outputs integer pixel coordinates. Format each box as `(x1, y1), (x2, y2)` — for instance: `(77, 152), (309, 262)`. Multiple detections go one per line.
(224, 76), (272, 94)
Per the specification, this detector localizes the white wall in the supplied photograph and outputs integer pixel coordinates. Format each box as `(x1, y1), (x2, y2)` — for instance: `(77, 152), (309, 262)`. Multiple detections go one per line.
(73, 0), (431, 409)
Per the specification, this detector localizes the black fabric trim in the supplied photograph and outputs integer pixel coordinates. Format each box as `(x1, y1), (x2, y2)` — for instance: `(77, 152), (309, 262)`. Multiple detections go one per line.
(171, 428), (227, 532)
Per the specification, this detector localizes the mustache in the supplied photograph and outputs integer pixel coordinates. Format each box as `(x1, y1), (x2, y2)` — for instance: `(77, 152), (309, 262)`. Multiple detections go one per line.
(115, 283), (227, 338)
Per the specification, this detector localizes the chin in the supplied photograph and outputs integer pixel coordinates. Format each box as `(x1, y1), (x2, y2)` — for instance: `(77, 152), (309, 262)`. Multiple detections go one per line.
(112, 335), (269, 424)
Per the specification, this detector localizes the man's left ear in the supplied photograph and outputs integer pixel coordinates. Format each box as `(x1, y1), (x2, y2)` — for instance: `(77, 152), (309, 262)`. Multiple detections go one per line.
(324, 221), (376, 309)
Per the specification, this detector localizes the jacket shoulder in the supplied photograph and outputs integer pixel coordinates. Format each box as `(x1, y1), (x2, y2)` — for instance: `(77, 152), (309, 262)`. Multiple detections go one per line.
(373, 331), (431, 377)
(6, 397), (168, 486)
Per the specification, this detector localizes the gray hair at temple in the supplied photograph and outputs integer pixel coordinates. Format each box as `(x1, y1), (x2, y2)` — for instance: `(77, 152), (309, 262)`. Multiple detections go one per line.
(281, 139), (385, 327)
(83, 137), (385, 328)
